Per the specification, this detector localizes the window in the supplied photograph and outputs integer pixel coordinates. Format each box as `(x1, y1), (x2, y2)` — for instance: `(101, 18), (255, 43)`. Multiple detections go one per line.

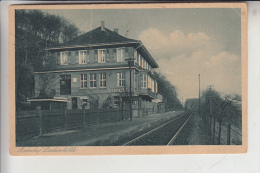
(147, 76), (151, 89)
(79, 50), (88, 64)
(90, 73), (97, 88)
(82, 99), (88, 106)
(98, 49), (106, 63)
(141, 74), (147, 88)
(99, 73), (106, 88)
(138, 54), (141, 66)
(152, 80), (155, 92)
(117, 48), (124, 62)
(141, 57), (144, 69)
(80, 74), (87, 88)
(117, 72), (125, 87)
(114, 96), (119, 105)
(72, 97), (77, 109)
(134, 51), (137, 64)
(60, 75), (71, 95)
(60, 52), (68, 65)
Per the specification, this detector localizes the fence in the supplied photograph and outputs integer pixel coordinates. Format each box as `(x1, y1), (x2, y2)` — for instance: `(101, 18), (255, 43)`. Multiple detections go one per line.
(201, 114), (242, 145)
(16, 108), (129, 140)
(211, 120), (242, 145)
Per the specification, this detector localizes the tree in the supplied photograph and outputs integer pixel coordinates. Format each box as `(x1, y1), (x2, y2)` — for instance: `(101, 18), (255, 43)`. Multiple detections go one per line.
(201, 88), (242, 145)
(201, 88), (222, 144)
(15, 9), (81, 110)
(219, 94), (241, 144)
(153, 71), (182, 111)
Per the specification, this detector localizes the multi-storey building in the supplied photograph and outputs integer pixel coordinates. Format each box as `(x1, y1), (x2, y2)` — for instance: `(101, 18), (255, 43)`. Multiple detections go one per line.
(30, 21), (163, 117)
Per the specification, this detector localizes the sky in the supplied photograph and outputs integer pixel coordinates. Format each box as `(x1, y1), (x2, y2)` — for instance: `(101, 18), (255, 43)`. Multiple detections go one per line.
(41, 8), (242, 103)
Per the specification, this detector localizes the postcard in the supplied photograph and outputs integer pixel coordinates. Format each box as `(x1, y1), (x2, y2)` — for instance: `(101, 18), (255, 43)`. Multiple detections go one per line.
(9, 3), (247, 155)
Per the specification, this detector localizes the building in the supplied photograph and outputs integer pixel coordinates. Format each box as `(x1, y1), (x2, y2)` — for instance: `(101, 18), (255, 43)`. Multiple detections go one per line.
(185, 98), (199, 112)
(29, 21), (163, 117)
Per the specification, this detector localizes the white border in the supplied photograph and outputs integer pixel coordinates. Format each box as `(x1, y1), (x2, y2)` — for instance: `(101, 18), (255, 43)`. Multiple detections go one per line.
(1, 1), (259, 173)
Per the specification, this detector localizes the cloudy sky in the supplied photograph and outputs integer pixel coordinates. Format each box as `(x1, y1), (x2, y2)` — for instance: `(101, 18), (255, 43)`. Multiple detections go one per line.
(41, 8), (242, 102)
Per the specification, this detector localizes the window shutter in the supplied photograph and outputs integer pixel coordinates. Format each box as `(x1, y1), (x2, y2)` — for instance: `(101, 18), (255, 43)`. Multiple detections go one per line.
(94, 50), (98, 63)
(75, 51), (79, 64)
(113, 49), (117, 62)
(68, 53), (72, 64)
(71, 55), (75, 64)
(87, 51), (90, 63)
(125, 47), (129, 58)
(57, 52), (60, 65)
(106, 50), (109, 62)
(117, 72), (119, 87)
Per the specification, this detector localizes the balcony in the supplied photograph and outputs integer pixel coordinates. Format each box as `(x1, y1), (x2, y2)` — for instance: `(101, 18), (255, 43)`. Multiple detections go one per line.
(139, 88), (155, 101)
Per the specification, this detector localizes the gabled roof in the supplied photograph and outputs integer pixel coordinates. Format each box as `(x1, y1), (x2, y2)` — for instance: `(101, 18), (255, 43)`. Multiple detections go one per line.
(62, 27), (138, 47)
(46, 26), (159, 68)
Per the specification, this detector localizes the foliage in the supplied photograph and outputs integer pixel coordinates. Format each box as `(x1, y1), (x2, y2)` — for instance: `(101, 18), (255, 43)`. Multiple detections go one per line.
(153, 71), (182, 111)
(15, 9), (80, 110)
(201, 88), (242, 124)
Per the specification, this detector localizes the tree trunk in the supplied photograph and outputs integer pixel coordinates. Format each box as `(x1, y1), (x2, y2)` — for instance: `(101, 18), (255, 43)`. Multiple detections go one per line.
(212, 117), (216, 144)
(218, 120), (222, 145)
(227, 123), (231, 145)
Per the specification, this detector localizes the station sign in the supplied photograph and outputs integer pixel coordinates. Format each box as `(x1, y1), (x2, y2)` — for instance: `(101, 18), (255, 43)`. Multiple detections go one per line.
(110, 88), (127, 93)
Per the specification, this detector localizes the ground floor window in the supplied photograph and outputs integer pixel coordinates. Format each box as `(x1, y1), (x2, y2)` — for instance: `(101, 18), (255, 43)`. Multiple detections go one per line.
(114, 96), (120, 105)
(60, 75), (71, 95)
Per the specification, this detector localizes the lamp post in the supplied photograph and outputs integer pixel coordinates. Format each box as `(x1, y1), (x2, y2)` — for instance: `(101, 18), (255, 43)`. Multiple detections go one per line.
(125, 57), (135, 121)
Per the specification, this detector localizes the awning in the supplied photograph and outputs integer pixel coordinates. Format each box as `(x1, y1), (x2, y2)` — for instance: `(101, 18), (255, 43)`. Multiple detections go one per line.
(27, 98), (70, 102)
(139, 94), (154, 101)
(152, 99), (162, 103)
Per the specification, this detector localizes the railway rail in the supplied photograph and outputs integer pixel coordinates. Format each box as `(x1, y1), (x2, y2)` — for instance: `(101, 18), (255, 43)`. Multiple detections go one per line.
(122, 112), (192, 146)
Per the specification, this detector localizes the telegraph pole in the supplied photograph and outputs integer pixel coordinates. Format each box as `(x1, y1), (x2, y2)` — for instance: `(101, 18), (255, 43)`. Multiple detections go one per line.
(182, 96), (183, 109)
(208, 85), (214, 137)
(199, 74), (200, 115)
(125, 57), (135, 121)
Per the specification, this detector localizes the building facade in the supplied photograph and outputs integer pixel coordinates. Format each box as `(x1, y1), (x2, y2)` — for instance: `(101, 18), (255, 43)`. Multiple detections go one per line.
(185, 98), (199, 112)
(31, 21), (162, 117)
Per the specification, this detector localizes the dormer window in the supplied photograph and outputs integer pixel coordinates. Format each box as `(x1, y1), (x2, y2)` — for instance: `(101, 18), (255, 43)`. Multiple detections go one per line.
(98, 49), (106, 63)
(60, 52), (68, 65)
(117, 48), (124, 62)
(79, 50), (88, 64)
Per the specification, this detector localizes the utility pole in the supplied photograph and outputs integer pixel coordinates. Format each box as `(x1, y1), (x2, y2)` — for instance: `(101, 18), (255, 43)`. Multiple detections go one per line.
(209, 86), (212, 135)
(182, 96), (183, 109)
(199, 74), (200, 115)
(125, 57), (135, 121)
(208, 85), (214, 138)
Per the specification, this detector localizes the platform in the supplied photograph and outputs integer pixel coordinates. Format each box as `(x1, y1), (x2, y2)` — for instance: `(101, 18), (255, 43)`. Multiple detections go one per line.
(17, 111), (183, 146)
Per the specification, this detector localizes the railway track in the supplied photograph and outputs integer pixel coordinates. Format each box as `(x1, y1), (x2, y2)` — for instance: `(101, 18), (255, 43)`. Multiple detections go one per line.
(122, 112), (192, 146)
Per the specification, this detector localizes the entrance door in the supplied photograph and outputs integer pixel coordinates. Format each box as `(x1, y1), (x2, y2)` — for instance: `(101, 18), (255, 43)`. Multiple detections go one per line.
(72, 97), (77, 109)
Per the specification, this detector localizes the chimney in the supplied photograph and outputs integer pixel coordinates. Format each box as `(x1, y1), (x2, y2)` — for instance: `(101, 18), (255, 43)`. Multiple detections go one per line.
(101, 21), (105, 31)
(114, 28), (119, 34)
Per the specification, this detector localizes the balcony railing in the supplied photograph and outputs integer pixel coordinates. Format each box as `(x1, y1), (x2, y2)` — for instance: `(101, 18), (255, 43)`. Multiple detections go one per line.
(140, 88), (155, 99)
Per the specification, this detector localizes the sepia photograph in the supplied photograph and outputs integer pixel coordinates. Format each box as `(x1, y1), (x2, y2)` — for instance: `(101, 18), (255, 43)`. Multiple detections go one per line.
(9, 3), (247, 155)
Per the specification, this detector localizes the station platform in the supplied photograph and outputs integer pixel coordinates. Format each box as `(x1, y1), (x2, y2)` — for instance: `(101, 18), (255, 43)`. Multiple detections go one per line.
(17, 111), (183, 146)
